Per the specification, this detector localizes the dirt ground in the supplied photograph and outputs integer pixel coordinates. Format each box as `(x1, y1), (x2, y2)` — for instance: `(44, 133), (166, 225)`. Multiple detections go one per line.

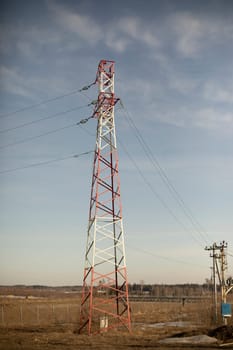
(2, 323), (233, 350)
(0, 293), (233, 349)
(0, 325), (221, 350)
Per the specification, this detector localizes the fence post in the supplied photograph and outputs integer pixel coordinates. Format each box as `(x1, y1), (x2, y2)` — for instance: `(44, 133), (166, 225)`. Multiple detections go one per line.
(52, 304), (55, 323)
(67, 304), (69, 323)
(20, 305), (23, 325)
(37, 305), (40, 324)
(1, 305), (4, 325)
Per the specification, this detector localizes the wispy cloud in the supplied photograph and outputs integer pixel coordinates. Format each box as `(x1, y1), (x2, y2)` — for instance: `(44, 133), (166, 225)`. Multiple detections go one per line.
(0, 66), (35, 99)
(203, 80), (233, 104)
(105, 32), (130, 53)
(49, 2), (160, 53)
(151, 105), (233, 133)
(169, 11), (233, 57)
(105, 16), (160, 53)
(1, 1), (233, 135)
(194, 107), (233, 131)
(48, 1), (102, 45)
(0, 64), (72, 102)
(170, 12), (206, 57)
(117, 16), (160, 48)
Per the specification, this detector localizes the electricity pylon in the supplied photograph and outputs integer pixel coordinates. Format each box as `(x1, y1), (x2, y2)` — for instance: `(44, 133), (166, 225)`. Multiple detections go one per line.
(79, 60), (131, 335)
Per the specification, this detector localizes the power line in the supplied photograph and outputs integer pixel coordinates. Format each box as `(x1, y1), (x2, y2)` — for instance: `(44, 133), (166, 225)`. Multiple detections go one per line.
(0, 82), (96, 119)
(120, 101), (210, 246)
(118, 138), (204, 247)
(127, 244), (206, 268)
(0, 115), (94, 150)
(0, 123), (76, 150)
(0, 151), (93, 175)
(78, 123), (95, 137)
(0, 104), (89, 134)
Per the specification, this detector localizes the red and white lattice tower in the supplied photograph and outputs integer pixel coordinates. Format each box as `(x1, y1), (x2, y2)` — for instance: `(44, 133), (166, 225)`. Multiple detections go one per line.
(79, 60), (131, 335)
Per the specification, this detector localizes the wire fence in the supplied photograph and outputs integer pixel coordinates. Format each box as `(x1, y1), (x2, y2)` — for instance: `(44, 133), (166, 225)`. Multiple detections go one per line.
(0, 302), (80, 327)
(1, 298), (232, 328)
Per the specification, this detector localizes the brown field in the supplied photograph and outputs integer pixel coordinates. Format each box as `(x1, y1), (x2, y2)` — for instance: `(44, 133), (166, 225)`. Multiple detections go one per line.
(0, 287), (233, 349)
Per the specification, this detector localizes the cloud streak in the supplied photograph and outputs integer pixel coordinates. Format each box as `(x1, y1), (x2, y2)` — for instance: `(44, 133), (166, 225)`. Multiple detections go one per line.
(168, 11), (233, 57)
(49, 2), (102, 45)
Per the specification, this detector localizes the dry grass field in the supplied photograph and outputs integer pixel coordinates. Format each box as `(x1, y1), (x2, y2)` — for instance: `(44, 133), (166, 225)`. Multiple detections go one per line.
(0, 287), (233, 349)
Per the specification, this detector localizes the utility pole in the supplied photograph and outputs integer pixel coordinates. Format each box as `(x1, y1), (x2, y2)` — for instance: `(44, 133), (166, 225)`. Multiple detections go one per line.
(79, 60), (131, 335)
(205, 243), (218, 323)
(205, 241), (233, 325)
(216, 241), (233, 325)
(219, 242), (227, 305)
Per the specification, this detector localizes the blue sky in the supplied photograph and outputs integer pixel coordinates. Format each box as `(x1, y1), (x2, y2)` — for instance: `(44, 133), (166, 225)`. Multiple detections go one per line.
(0, 0), (233, 286)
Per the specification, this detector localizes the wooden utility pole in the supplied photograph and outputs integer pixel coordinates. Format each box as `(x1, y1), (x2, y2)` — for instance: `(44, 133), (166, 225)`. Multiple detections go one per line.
(205, 243), (218, 322)
(205, 241), (233, 325)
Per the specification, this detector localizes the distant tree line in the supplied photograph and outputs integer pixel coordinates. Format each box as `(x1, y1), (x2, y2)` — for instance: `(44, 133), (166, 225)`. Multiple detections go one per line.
(128, 283), (213, 296)
(0, 282), (218, 298)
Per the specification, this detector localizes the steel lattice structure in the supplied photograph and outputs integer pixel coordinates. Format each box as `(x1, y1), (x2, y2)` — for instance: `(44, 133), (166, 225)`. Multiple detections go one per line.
(79, 60), (131, 335)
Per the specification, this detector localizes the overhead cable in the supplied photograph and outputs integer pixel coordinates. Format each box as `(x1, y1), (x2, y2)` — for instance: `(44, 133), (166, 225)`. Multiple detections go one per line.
(0, 151), (93, 175)
(127, 244), (206, 268)
(0, 104), (89, 134)
(118, 138), (204, 248)
(0, 115), (94, 150)
(120, 101), (210, 246)
(0, 81), (96, 119)
(0, 123), (76, 150)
